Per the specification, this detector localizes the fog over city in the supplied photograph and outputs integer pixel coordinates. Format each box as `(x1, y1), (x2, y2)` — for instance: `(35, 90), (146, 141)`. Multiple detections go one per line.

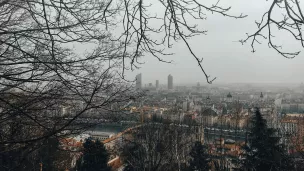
(127, 0), (304, 85)
(2, 0), (304, 171)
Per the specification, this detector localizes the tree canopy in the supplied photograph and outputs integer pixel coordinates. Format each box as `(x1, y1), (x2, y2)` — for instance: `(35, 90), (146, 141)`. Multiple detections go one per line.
(242, 108), (294, 171)
(76, 138), (111, 171)
(189, 141), (210, 171)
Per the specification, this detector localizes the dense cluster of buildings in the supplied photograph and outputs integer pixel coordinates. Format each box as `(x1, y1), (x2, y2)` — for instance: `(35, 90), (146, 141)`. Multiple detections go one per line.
(57, 78), (304, 170)
(135, 73), (174, 90)
(131, 77), (304, 161)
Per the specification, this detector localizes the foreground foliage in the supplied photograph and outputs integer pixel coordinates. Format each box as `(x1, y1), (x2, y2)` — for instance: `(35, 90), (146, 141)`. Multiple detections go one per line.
(242, 108), (294, 171)
(76, 138), (111, 171)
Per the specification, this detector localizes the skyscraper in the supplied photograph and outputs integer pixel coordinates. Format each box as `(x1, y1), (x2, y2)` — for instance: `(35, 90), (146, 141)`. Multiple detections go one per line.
(135, 73), (142, 89)
(197, 82), (200, 92)
(156, 80), (159, 89)
(168, 74), (173, 89)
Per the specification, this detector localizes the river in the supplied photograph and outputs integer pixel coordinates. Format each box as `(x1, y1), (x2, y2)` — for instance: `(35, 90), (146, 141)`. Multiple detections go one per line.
(88, 122), (246, 143)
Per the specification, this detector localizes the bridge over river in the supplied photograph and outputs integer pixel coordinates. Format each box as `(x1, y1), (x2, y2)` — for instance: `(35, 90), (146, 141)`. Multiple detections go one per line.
(86, 122), (246, 143)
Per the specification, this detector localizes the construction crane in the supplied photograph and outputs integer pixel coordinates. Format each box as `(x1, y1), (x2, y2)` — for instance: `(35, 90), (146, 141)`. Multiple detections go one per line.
(140, 99), (146, 124)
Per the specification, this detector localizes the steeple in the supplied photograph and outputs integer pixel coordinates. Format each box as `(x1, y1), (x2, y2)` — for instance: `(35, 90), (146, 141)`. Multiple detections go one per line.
(260, 92), (264, 98)
(227, 92), (232, 98)
(206, 95), (210, 100)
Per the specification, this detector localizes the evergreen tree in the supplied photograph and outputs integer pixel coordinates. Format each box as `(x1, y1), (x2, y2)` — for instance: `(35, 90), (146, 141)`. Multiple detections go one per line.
(189, 141), (210, 171)
(39, 137), (60, 171)
(76, 138), (111, 171)
(242, 108), (294, 171)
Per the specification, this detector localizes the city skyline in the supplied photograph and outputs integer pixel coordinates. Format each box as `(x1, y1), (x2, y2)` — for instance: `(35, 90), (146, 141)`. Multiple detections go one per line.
(133, 73), (304, 88)
(3, 0), (304, 170)
(122, 0), (304, 85)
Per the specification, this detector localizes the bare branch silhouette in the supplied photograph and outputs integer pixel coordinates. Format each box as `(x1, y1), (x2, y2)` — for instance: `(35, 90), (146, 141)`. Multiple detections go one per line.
(241, 0), (304, 58)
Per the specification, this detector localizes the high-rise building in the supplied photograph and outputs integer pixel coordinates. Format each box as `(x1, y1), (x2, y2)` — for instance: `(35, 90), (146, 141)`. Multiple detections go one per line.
(156, 80), (159, 89)
(135, 73), (142, 89)
(196, 82), (200, 92)
(168, 74), (173, 89)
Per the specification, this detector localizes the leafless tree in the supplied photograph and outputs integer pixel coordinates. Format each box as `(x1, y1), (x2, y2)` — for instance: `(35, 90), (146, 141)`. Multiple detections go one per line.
(120, 121), (200, 171)
(241, 0), (304, 58)
(0, 0), (247, 143)
(232, 100), (242, 143)
(0, 0), (256, 169)
(231, 100), (243, 169)
(118, 0), (246, 83)
(0, 1), (142, 169)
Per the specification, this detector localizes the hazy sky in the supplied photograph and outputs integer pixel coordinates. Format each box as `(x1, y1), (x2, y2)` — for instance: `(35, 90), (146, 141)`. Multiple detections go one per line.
(125, 0), (304, 85)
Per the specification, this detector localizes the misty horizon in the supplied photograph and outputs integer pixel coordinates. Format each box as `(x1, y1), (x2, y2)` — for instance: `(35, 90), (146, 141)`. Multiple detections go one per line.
(134, 72), (304, 88)
(124, 0), (304, 85)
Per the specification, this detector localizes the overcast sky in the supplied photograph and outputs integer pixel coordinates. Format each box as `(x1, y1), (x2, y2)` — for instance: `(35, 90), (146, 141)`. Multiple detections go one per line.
(125, 0), (304, 86)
